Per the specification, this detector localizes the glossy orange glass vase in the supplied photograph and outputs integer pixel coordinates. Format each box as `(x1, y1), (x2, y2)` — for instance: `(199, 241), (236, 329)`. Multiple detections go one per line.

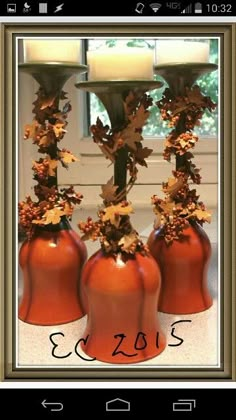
(19, 218), (87, 326)
(80, 250), (166, 364)
(147, 222), (213, 314)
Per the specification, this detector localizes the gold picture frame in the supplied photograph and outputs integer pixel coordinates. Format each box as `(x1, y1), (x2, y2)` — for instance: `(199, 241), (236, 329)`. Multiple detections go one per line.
(0, 23), (235, 380)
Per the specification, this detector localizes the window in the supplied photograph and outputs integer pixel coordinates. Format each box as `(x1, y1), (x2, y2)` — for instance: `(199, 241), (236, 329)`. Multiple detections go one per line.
(87, 38), (218, 137)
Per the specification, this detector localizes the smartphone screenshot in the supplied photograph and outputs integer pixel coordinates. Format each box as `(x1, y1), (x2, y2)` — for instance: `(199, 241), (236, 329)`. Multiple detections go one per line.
(0, 0), (235, 416)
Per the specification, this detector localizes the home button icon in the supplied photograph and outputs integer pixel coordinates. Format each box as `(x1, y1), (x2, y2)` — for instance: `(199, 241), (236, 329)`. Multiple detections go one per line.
(106, 398), (131, 412)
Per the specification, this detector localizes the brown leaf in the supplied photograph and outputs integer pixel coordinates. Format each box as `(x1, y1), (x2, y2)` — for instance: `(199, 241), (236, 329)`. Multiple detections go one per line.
(33, 207), (65, 225)
(129, 105), (150, 129)
(118, 232), (139, 253)
(191, 209), (211, 223)
(39, 134), (53, 147)
(102, 203), (133, 227)
(63, 202), (73, 217)
(53, 123), (67, 138)
(37, 185), (57, 197)
(186, 85), (205, 106)
(100, 177), (119, 203)
(24, 121), (43, 141)
(179, 138), (188, 148)
(120, 125), (142, 151)
(165, 132), (176, 147)
(134, 147), (153, 166)
(163, 177), (185, 198)
(172, 105), (189, 116)
(159, 200), (176, 214)
(91, 117), (110, 143)
(189, 163), (201, 175)
(58, 151), (79, 164)
(40, 95), (57, 110)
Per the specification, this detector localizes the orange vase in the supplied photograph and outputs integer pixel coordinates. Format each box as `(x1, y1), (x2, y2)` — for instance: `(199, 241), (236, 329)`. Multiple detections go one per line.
(80, 250), (166, 364)
(19, 218), (87, 326)
(147, 222), (213, 314)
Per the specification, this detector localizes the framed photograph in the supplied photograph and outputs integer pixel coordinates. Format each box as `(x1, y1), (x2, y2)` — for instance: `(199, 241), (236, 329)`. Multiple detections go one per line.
(1, 23), (235, 380)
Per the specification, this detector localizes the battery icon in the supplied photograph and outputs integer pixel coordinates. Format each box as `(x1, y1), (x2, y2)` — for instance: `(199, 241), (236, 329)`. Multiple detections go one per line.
(195, 2), (202, 13)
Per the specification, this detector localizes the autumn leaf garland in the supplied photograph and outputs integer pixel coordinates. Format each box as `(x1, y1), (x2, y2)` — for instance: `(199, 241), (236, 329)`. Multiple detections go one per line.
(78, 91), (153, 255)
(19, 88), (83, 237)
(78, 195), (148, 255)
(91, 92), (153, 187)
(151, 85), (216, 244)
(151, 173), (212, 245)
(157, 85), (216, 162)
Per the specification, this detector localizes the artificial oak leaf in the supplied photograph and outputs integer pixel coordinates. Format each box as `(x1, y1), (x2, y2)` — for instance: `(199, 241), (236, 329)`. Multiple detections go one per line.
(40, 94), (57, 110)
(189, 163), (201, 175)
(47, 158), (58, 176)
(80, 232), (93, 241)
(159, 199), (176, 215)
(33, 207), (65, 225)
(120, 125), (142, 151)
(114, 203), (134, 216)
(186, 86), (205, 106)
(191, 164), (200, 173)
(63, 202), (73, 217)
(129, 105), (150, 129)
(24, 121), (40, 140)
(32, 160), (43, 173)
(166, 178), (176, 187)
(100, 177), (119, 203)
(35, 185), (58, 200)
(191, 209), (212, 223)
(102, 203), (133, 227)
(165, 133), (176, 147)
(32, 90), (58, 123)
(38, 200), (49, 211)
(184, 151), (194, 160)
(179, 138), (188, 149)
(164, 176), (185, 198)
(118, 232), (139, 253)
(61, 187), (83, 204)
(58, 150), (79, 164)
(39, 134), (53, 147)
(91, 117), (110, 143)
(134, 147), (153, 166)
(172, 98), (189, 115)
(53, 122), (67, 138)
(52, 103), (71, 122)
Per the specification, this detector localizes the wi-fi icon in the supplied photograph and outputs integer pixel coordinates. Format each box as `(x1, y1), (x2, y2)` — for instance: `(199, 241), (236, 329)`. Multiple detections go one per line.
(150, 3), (162, 12)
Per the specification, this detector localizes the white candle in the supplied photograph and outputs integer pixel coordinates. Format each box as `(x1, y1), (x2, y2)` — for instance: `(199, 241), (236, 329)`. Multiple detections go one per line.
(23, 40), (81, 63)
(155, 41), (209, 65)
(87, 48), (154, 81)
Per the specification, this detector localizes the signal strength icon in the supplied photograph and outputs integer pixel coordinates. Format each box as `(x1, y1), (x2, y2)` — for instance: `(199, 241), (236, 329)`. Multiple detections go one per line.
(150, 3), (162, 12)
(181, 3), (192, 13)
